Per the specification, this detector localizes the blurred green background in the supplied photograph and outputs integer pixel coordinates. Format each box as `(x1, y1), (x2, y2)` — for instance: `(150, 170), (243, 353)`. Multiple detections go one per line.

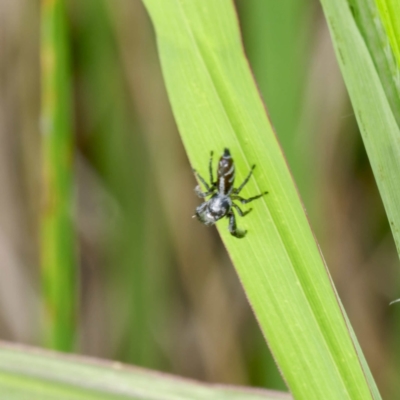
(1, 0), (400, 397)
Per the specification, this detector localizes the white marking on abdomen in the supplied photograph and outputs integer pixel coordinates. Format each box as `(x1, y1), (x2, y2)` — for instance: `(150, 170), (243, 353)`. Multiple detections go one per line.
(225, 164), (234, 176)
(219, 177), (225, 193)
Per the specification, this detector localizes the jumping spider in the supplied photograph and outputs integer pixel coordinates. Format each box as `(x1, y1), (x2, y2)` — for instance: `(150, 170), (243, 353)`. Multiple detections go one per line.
(193, 148), (267, 238)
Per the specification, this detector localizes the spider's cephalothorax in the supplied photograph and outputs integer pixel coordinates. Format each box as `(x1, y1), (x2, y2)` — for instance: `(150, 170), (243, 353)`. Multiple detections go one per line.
(193, 148), (267, 238)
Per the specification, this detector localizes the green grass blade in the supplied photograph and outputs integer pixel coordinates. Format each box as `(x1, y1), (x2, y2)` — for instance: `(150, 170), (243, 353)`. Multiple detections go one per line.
(374, 0), (400, 69)
(142, 0), (379, 398)
(319, 0), (400, 263)
(318, 0), (400, 395)
(348, 0), (400, 127)
(0, 343), (291, 400)
(40, 0), (76, 351)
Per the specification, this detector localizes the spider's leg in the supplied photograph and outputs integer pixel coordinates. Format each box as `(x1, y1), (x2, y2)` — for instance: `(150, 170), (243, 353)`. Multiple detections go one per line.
(232, 191), (268, 204)
(233, 165), (255, 194)
(232, 203), (252, 217)
(193, 168), (211, 191)
(195, 185), (216, 198)
(209, 151), (215, 185)
(227, 210), (247, 238)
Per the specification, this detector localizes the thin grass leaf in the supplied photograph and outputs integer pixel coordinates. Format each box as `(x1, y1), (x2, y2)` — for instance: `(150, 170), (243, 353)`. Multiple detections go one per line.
(348, 0), (400, 127)
(320, 0), (400, 265)
(40, 0), (76, 351)
(374, 0), (400, 69)
(142, 0), (380, 398)
(0, 343), (291, 400)
(319, 1), (400, 393)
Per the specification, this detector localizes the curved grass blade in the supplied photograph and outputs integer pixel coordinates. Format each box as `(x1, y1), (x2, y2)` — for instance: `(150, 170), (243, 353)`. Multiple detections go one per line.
(0, 342), (292, 400)
(141, 0), (380, 398)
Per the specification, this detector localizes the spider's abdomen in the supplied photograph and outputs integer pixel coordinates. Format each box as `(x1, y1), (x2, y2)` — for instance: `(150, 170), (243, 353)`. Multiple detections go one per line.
(217, 148), (235, 195)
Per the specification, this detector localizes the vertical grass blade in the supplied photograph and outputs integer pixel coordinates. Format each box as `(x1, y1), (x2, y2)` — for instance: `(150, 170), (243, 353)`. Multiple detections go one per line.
(142, 0), (380, 398)
(40, 0), (76, 351)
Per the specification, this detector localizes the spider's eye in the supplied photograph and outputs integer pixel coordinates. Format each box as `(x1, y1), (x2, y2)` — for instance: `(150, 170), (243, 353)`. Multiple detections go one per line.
(195, 207), (217, 226)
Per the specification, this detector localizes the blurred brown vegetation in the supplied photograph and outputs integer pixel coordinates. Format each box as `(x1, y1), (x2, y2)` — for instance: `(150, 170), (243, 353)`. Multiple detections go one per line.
(0, 0), (399, 397)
